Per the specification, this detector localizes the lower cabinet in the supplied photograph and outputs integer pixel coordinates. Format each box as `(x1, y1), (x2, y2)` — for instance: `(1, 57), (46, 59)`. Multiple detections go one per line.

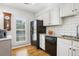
(0, 39), (11, 56)
(57, 38), (72, 56)
(57, 38), (79, 56)
(73, 41), (79, 56)
(73, 47), (79, 56)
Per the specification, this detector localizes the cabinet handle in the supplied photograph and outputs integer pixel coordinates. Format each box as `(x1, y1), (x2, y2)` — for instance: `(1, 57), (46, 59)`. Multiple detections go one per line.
(73, 49), (76, 51)
(69, 48), (71, 50)
(68, 48), (71, 56)
(72, 10), (74, 12)
(75, 9), (77, 11)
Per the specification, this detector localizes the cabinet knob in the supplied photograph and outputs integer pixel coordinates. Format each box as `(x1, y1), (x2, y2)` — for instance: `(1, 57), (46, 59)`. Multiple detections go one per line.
(75, 9), (77, 11)
(72, 10), (74, 12)
(69, 48), (71, 50)
(73, 49), (76, 51)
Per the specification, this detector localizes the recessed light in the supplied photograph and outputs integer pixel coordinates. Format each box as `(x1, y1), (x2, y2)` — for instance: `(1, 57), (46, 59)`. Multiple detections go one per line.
(24, 3), (35, 5)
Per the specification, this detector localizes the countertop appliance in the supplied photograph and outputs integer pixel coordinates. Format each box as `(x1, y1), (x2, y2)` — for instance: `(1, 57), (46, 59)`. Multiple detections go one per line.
(45, 36), (57, 56)
(0, 29), (7, 38)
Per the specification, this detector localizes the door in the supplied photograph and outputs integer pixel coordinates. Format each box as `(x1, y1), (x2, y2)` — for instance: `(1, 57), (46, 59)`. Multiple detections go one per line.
(50, 7), (62, 25)
(73, 3), (79, 15)
(73, 47), (79, 56)
(40, 34), (45, 50)
(57, 40), (70, 56)
(42, 11), (50, 26)
(36, 11), (50, 26)
(60, 3), (74, 17)
(73, 41), (79, 56)
(57, 38), (72, 56)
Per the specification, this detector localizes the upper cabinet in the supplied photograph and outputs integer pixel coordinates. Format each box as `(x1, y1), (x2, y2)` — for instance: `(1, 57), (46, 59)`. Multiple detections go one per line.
(50, 7), (62, 25)
(36, 10), (50, 26)
(36, 7), (62, 26)
(73, 3), (79, 15)
(60, 3), (74, 17)
(60, 3), (79, 17)
(42, 11), (50, 26)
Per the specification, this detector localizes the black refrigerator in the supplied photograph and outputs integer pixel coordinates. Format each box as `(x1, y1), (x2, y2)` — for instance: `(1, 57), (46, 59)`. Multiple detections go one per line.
(30, 20), (46, 49)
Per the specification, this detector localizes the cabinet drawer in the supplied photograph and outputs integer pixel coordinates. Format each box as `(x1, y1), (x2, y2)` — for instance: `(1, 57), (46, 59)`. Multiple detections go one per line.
(73, 41), (79, 48)
(57, 38), (72, 46)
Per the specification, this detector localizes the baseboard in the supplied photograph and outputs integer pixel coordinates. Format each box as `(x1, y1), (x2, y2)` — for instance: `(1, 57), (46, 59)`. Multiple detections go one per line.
(12, 43), (31, 49)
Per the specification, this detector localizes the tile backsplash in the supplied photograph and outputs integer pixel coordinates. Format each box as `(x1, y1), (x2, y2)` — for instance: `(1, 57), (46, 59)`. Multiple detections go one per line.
(47, 15), (79, 36)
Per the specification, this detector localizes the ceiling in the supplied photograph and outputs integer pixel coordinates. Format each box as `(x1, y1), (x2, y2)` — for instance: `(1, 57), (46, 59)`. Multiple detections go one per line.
(0, 3), (59, 13)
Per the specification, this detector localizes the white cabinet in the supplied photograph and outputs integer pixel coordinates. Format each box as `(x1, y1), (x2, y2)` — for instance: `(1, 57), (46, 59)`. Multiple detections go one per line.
(60, 3), (74, 17)
(36, 15), (43, 20)
(41, 11), (50, 26)
(36, 11), (50, 26)
(50, 7), (62, 25)
(0, 39), (11, 56)
(73, 47), (79, 56)
(73, 3), (79, 15)
(57, 38), (79, 56)
(39, 34), (45, 50)
(73, 41), (79, 56)
(36, 7), (62, 26)
(57, 38), (72, 56)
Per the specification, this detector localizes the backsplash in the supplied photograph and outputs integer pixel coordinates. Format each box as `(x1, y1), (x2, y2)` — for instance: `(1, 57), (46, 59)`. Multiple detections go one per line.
(47, 15), (79, 36)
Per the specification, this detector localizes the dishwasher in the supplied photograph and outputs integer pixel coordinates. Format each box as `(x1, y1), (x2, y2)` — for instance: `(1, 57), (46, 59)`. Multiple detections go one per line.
(45, 36), (57, 56)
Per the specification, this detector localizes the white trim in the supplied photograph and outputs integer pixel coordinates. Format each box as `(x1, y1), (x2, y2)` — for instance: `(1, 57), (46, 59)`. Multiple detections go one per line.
(12, 43), (31, 49)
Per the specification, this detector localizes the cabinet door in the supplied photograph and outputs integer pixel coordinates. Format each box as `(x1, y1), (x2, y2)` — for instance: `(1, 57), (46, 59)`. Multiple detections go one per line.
(41, 35), (45, 50)
(73, 41), (79, 56)
(0, 40), (11, 56)
(39, 35), (42, 48)
(73, 47), (79, 56)
(57, 38), (72, 56)
(50, 7), (62, 25)
(36, 15), (43, 20)
(60, 3), (74, 17)
(39, 34), (45, 50)
(58, 44), (71, 56)
(36, 11), (49, 26)
(73, 3), (79, 15)
(42, 11), (50, 26)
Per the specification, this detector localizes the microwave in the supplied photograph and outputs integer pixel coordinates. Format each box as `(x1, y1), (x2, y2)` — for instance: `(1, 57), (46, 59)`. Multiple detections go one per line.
(0, 29), (7, 38)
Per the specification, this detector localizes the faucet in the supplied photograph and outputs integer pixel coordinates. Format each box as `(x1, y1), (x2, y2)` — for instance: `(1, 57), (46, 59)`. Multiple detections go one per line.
(76, 24), (79, 39)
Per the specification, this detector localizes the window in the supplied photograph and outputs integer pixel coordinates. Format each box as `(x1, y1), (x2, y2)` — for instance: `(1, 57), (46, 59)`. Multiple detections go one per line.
(16, 20), (25, 42)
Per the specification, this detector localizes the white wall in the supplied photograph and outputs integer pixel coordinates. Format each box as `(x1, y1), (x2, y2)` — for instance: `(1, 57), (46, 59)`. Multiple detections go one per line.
(0, 5), (34, 48)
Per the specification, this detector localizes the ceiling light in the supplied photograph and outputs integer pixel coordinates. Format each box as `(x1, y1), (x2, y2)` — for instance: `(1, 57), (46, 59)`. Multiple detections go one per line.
(24, 3), (35, 5)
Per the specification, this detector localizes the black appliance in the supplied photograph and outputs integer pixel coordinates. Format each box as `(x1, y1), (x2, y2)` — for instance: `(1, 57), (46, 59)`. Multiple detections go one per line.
(30, 20), (46, 49)
(0, 29), (7, 38)
(45, 36), (57, 56)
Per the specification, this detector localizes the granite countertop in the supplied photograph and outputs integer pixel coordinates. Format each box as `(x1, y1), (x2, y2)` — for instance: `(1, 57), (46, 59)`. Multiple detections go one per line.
(0, 35), (12, 41)
(46, 34), (79, 41)
(58, 35), (79, 41)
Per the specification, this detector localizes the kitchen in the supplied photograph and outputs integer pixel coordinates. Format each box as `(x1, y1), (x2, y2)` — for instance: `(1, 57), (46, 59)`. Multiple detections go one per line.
(31, 3), (79, 56)
(0, 3), (79, 56)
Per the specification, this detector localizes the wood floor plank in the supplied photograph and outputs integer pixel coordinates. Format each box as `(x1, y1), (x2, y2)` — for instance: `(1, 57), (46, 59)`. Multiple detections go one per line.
(12, 45), (49, 56)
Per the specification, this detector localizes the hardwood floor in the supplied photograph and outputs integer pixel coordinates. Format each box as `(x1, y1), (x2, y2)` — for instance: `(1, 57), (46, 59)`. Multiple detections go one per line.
(12, 45), (49, 56)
